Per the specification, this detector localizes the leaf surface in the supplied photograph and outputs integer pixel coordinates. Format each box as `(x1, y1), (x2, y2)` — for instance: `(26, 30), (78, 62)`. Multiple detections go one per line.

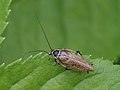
(0, 53), (119, 90)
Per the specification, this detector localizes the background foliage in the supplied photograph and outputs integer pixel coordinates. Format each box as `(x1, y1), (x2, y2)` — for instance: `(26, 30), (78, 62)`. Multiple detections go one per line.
(0, 0), (120, 64)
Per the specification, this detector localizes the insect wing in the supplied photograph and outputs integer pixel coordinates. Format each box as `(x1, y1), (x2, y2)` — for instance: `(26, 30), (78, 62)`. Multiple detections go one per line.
(58, 50), (94, 71)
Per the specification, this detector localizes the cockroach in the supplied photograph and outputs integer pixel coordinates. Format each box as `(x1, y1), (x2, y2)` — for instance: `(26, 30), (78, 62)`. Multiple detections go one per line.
(33, 15), (94, 73)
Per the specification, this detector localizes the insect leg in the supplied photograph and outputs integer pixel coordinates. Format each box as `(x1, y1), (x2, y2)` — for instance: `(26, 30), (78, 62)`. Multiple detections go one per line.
(65, 67), (70, 70)
(55, 59), (58, 63)
(54, 59), (60, 65)
(87, 71), (89, 74)
(76, 50), (86, 60)
(76, 50), (82, 56)
(91, 63), (93, 66)
(53, 59), (60, 66)
(49, 53), (52, 55)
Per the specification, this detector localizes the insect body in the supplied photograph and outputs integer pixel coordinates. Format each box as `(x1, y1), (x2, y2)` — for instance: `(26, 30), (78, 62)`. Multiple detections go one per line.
(51, 49), (94, 73)
(35, 15), (94, 73)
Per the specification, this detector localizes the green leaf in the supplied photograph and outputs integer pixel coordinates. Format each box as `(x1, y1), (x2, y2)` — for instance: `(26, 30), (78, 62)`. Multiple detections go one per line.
(0, 0), (11, 45)
(0, 53), (119, 90)
(0, 0), (120, 64)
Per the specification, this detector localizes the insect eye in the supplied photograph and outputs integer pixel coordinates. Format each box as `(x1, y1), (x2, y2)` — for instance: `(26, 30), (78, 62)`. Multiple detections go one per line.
(53, 50), (59, 57)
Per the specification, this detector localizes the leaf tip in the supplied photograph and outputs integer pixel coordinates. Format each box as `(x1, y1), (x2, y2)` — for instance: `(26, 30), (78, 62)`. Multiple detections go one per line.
(2, 37), (5, 40)
(89, 54), (92, 57)
(0, 63), (5, 67)
(101, 57), (104, 60)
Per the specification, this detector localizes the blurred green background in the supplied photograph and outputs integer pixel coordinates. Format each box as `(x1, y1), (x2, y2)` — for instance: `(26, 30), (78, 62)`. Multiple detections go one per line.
(0, 0), (120, 64)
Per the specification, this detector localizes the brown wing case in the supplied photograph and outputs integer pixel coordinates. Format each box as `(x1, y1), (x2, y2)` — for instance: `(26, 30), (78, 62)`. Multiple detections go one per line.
(57, 49), (94, 71)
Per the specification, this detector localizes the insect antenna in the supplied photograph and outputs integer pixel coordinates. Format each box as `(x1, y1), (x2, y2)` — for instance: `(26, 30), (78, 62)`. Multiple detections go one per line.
(35, 15), (53, 51)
